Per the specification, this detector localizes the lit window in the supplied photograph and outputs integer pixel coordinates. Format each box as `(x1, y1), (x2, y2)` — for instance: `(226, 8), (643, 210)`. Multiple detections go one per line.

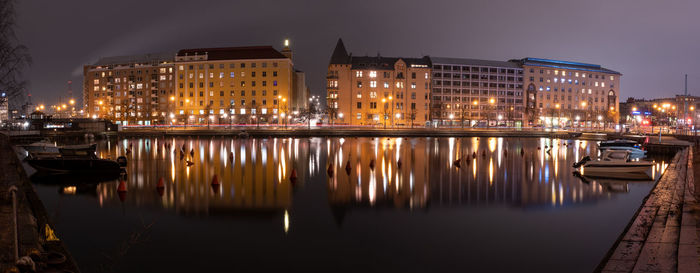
(610, 76), (614, 80)
(219, 72), (224, 78)
(554, 70), (558, 75)
(601, 82), (605, 87)
(240, 109), (246, 114)
(384, 82), (389, 88)
(179, 65), (184, 70)
(554, 78), (558, 83)
(425, 73), (428, 79)
(411, 83), (416, 89)
(199, 73), (203, 79)
(93, 79), (99, 84)
(356, 71), (363, 77)
(369, 71), (377, 78)
(370, 81), (377, 88)
(230, 72), (235, 78)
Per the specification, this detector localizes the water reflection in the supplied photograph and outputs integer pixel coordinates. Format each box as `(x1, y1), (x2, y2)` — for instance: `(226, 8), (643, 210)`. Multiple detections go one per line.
(95, 137), (320, 215)
(83, 137), (667, 214)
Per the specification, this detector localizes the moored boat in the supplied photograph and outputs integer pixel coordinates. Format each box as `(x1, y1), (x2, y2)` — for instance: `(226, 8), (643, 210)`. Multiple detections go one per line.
(598, 139), (646, 158)
(26, 146), (120, 175)
(573, 150), (653, 178)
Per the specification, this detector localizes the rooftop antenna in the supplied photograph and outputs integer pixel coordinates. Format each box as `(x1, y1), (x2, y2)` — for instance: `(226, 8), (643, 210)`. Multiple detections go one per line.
(684, 74), (688, 126)
(67, 80), (73, 100)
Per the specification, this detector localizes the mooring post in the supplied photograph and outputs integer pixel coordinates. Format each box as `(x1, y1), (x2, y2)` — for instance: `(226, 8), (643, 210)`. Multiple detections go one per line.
(9, 185), (19, 262)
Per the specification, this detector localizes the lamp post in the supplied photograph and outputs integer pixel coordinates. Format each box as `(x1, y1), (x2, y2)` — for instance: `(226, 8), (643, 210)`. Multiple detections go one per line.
(473, 100), (479, 127)
(554, 103), (560, 129)
(488, 98), (495, 128)
(381, 98), (388, 129)
(388, 96), (394, 128)
(580, 101), (587, 130)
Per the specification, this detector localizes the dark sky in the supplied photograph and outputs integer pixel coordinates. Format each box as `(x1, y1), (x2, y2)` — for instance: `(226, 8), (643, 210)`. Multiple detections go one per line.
(16, 0), (700, 107)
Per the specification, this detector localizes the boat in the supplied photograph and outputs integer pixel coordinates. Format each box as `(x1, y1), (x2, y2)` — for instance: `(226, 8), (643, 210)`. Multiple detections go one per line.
(598, 139), (646, 158)
(26, 146), (120, 175)
(20, 140), (96, 156)
(572, 150), (653, 178)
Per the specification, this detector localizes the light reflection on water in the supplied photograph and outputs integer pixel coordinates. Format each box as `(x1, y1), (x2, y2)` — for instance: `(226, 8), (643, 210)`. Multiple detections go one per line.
(92, 137), (665, 211)
(35, 136), (670, 273)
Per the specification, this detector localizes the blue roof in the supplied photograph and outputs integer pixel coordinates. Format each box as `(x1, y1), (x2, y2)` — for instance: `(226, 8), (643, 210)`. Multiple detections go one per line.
(516, 57), (621, 75)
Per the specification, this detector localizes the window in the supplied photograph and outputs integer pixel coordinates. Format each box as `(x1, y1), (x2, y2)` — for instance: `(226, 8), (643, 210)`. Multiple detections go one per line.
(369, 71), (377, 78)
(357, 102), (362, 109)
(230, 72), (235, 78)
(384, 82), (389, 88)
(370, 81), (377, 88)
(411, 83), (416, 89)
(356, 71), (363, 77)
(273, 71), (277, 77)
(273, 80), (277, 86)
(357, 81), (362, 88)
(219, 72), (224, 78)
(241, 81), (245, 87)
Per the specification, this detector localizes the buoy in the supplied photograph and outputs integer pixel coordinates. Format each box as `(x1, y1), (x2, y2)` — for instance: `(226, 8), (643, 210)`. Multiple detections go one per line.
(327, 163), (334, 175)
(211, 174), (220, 186)
(190, 148), (194, 157)
(397, 159), (402, 169)
(117, 180), (127, 192)
(186, 160), (194, 166)
(290, 169), (298, 183)
(369, 159), (375, 170)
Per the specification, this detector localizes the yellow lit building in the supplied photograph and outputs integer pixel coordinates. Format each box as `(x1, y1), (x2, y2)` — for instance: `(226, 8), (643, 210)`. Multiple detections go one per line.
(515, 58), (621, 128)
(173, 43), (305, 125)
(327, 39), (431, 126)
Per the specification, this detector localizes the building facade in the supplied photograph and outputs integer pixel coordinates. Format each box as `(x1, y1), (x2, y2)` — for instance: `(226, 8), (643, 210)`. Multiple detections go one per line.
(429, 57), (524, 127)
(83, 42), (307, 126)
(516, 58), (621, 128)
(619, 95), (699, 128)
(0, 92), (7, 126)
(173, 45), (300, 125)
(83, 53), (176, 125)
(327, 39), (431, 126)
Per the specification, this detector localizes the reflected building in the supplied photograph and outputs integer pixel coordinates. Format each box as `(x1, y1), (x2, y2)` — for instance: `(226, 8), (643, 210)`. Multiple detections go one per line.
(95, 137), (316, 216)
(325, 137), (660, 216)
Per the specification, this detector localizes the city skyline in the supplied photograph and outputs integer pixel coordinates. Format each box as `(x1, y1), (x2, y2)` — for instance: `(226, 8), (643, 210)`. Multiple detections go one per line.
(15, 0), (700, 107)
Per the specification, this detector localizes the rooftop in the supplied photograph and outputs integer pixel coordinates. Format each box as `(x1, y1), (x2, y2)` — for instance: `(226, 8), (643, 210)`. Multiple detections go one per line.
(430, 57), (521, 68)
(514, 57), (622, 75)
(92, 52), (175, 66)
(177, 46), (288, 61)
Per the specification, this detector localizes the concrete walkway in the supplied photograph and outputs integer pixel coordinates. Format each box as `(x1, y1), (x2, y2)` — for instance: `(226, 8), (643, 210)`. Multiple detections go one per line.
(0, 134), (79, 272)
(599, 148), (700, 272)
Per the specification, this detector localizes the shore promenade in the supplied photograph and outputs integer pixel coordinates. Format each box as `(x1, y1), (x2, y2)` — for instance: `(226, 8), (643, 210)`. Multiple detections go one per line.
(0, 134), (79, 273)
(598, 143), (700, 272)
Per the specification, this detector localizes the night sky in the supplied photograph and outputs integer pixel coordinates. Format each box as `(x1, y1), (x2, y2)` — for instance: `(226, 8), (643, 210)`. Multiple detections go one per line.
(15, 0), (700, 107)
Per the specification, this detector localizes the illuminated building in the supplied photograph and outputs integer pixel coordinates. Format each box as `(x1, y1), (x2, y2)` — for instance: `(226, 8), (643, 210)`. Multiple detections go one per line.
(83, 52), (176, 125)
(514, 58), (621, 128)
(327, 39), (431, 126)
(0, 92), (7, 126)
(174, 41), (306, 125)
(430, 58), (524, 127)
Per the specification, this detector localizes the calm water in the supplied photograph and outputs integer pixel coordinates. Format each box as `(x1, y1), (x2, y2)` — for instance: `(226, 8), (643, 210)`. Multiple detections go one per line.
(27, 137), (669, 273)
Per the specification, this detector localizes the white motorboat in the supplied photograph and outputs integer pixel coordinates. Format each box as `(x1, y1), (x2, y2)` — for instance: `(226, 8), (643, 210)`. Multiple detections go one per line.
(598, 139), (646, 158)
(573, 150), (652, 177)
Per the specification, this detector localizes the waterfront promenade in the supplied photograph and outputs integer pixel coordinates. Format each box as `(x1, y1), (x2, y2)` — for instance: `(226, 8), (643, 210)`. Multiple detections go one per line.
(0, 134), (79, 273)
(599, 145), (700, 272)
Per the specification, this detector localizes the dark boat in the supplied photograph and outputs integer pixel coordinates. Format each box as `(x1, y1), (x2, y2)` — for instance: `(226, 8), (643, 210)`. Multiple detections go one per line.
(27, 147), (121, 175)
